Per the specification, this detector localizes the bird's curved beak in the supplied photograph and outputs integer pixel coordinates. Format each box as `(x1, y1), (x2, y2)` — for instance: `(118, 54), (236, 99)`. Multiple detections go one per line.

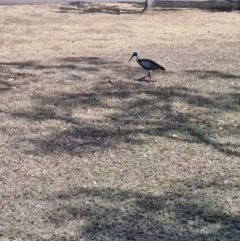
(129, 55), (134, 63)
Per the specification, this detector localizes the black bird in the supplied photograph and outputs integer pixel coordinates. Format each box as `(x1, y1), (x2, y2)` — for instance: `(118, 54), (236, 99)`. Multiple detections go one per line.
(129, 52), (165, 81)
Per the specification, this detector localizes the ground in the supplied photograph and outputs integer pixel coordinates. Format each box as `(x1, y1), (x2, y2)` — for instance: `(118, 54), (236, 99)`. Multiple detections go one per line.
(0, 2), (240, 241)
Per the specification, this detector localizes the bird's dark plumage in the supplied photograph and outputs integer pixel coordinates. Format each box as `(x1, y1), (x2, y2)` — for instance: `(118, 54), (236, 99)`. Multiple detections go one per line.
(129, 52), (165, 80)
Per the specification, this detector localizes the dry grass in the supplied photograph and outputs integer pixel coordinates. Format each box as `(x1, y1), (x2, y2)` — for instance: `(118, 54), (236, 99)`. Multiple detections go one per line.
(0, 2), (240, 241)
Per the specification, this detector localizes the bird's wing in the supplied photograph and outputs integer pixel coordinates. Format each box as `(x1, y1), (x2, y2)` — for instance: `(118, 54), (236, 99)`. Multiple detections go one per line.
(139, 59), (155, 69)
(140, 59), (165, 70)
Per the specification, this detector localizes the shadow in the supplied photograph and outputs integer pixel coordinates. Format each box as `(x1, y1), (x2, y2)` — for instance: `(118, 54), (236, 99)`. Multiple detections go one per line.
(43, 186), (240, 241)
(0, 64), (39, 91)
(1, 57), (239, 157)
(186, 70), (240, 80)
(0, 60), (38, 68)
(2, 56), (240, 239)
(0, 61), (79, 71)
(56, 0), (240, 15)
(10, 83), (240, 157)
(57, 56), (121, 66)
(0, 57), (123, 83)
(135, 76), (152, 82)
(0, 80), (13, 91)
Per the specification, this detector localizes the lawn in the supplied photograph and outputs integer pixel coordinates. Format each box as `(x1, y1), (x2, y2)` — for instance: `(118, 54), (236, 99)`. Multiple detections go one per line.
(0, 2), (240, 240)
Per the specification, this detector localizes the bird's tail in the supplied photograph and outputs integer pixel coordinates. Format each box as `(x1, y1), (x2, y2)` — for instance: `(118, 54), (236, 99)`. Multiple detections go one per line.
(159, 65), (165, 71)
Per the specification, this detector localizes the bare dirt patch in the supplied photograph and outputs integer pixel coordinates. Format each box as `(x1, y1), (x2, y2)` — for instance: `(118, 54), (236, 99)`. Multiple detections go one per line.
(0, 2), (240, 241)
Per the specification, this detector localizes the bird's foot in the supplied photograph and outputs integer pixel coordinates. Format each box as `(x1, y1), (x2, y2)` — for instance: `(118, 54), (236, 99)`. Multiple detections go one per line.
(135, 77), (152, 82)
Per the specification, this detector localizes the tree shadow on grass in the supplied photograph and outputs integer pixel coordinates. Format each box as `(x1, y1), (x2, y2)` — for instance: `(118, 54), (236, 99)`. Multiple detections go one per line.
(43, 186), (240, 241)
(19, 82), (240, 157)
(57, 56), (121, 66)
(0, 58), (113, 73)
(0, 80), (13, 92)
(0, 57), (123, 85)
(186, 70), (240, 80)
(0, 58), (239, 157)
(0, 57), (121, 71)
(0, 64), (39, 91)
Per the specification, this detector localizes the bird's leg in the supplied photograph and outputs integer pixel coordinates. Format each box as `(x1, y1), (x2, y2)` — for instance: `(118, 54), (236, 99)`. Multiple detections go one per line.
(137, 71), (152, 82)
(137, 74), (151, 81)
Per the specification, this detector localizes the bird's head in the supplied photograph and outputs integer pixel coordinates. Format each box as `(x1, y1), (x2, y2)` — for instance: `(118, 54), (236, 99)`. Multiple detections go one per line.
(129, 52), (138, 62)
